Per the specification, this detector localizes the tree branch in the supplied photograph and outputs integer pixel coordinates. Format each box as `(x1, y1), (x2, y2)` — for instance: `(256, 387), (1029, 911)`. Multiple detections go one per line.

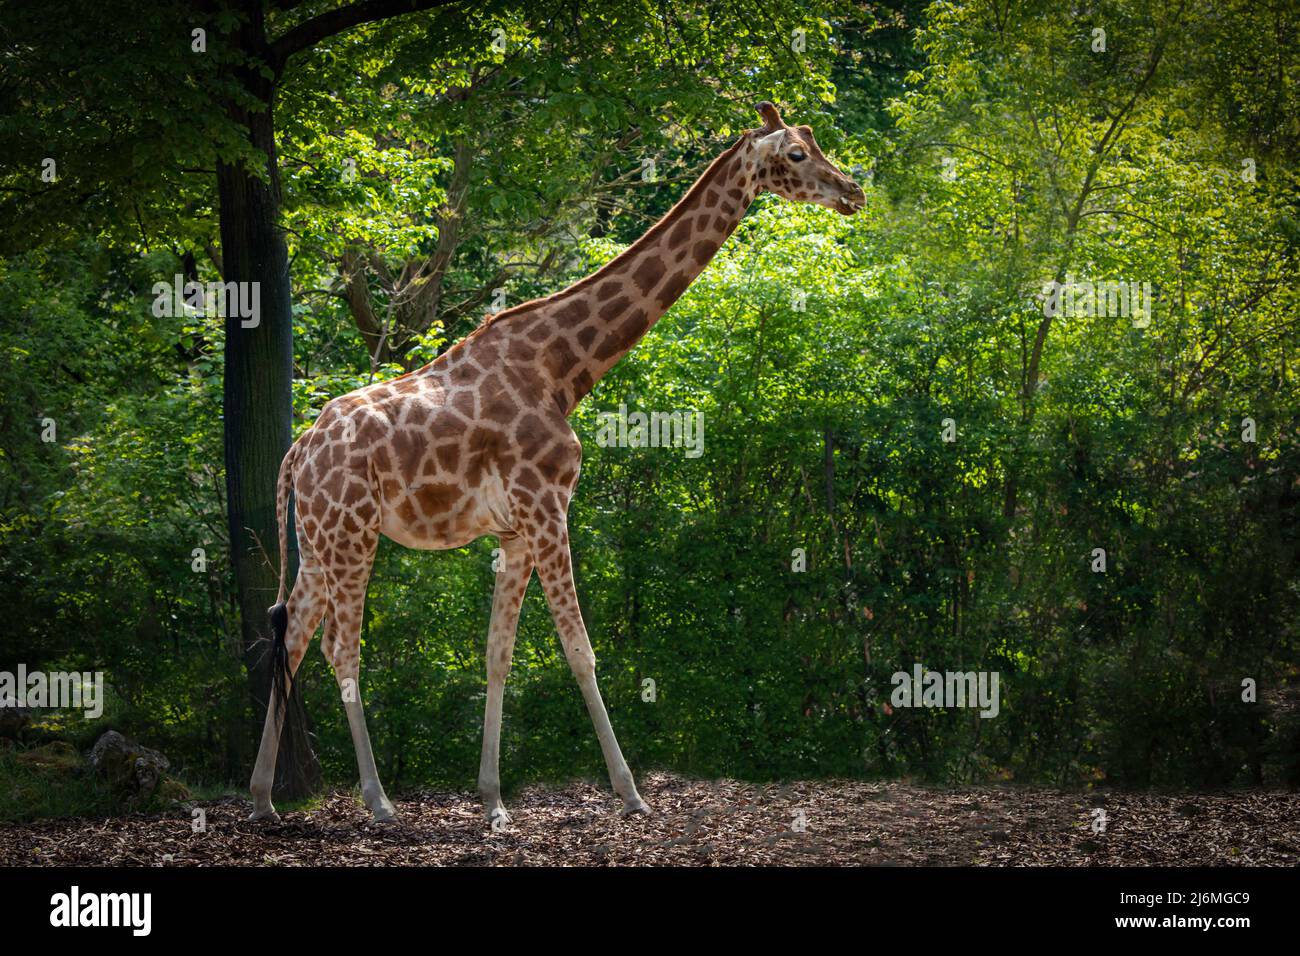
(272, 0), (462, 67)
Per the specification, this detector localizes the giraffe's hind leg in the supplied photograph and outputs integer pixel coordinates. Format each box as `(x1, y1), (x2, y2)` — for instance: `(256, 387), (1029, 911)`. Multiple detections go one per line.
(249, 565), (328, 821)
(321, 561), (397, 823)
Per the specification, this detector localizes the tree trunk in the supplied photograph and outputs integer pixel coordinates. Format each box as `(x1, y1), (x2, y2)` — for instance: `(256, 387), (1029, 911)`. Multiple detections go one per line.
(217, 3), (320, 800)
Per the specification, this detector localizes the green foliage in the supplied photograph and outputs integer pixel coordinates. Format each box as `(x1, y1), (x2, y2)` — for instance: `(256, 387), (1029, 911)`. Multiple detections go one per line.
(1, 0), (1297, 810)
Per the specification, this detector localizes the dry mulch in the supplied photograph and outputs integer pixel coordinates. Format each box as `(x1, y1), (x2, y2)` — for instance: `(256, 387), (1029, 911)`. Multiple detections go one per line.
(2, 772), (1297, 866)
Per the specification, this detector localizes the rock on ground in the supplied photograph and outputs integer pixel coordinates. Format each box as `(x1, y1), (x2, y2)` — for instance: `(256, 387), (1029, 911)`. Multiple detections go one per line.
(88, 730), (170, 806)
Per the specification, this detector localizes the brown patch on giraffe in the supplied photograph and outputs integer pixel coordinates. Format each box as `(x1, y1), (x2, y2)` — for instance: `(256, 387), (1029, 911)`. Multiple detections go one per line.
(668, 217), (693, 247)
(572, 368), (595, 403)
(593, 309), (648, 360)
(469, 339), (502, 367)
(595, 280), (621, 302)
(501, 365), (538, 398)
(340, 476), (368, 506)
(514, 466), (542, 493)
(657, 273), (690, 308)
(598, 296), (631, 322)
(693, 240), (718, 265)
(536, 440), (577, 478)
(464, 450), (491, 489)
(436, 410), (468, 437)
(576, 325), (598, 350)
(318, 442), (341, 471)
(394, 497), (419, 527)
(391, 429), (430, 483)
(631, 256), (666, 296)
(545, 338), (580, 379)
(557, 299), (589, 325)
(483, 390), (519, 424)
(506, 339), (536, 363)
(319, 467), (347, 501)
(515, 414), (553, 460)
(413, 482), (460, 517)
(450, 389), (477, 419)
(592, 332), (622, 362)
(434, 442), (458, 472)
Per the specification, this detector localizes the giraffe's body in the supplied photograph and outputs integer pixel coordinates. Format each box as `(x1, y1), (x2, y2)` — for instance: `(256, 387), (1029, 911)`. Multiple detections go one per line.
(250, 103), (864, 824)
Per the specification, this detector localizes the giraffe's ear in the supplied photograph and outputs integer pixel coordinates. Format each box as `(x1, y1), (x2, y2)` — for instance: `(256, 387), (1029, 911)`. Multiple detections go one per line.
(755, 101), (784, 132)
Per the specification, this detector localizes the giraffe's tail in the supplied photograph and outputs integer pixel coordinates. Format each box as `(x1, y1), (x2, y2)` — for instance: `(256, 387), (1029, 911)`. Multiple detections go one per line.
(268, 441), (299, 713)
(272, 441), (299, 608)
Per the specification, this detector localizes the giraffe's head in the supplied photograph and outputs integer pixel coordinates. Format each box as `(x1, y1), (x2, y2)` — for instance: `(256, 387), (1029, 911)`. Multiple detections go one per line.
(748, 101), (865, 216)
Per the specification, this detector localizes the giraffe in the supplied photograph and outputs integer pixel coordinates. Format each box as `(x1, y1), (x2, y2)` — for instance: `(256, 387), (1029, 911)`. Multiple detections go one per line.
(249, 101), (865, 825)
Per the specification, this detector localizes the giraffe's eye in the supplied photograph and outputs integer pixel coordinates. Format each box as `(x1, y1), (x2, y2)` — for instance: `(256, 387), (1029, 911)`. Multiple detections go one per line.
(789, 149), (807, 162)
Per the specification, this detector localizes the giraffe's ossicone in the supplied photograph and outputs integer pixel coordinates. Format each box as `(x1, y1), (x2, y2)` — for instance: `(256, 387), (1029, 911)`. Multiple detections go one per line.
(249, 101), (866, 825)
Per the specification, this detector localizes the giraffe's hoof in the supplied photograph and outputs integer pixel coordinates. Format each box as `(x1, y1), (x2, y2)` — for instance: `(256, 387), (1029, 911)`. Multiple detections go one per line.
(248, 806), (281, 824)
(487, 806), (512, 829)
(621, 798), (652, 818)
(371, 803), (400, 824)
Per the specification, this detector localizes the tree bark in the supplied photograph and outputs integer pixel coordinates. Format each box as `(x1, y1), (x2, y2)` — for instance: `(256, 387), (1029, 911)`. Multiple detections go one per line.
(217, 0), (320, 800)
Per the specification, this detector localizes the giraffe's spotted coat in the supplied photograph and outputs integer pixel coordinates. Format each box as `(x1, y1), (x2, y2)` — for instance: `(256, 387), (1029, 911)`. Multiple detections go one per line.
(250, 102), (865, 824)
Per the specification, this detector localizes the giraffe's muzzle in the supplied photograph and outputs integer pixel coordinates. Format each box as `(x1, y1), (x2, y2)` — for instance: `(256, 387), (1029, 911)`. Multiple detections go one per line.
(837, 184), (867, 215)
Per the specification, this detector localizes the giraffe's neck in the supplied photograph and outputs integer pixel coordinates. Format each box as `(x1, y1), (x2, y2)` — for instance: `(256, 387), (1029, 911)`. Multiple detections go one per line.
(479, 135), (761, 414)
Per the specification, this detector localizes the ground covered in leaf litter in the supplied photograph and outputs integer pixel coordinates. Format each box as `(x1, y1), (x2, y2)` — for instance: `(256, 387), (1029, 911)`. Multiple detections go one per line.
(3, 772), (1297, 866)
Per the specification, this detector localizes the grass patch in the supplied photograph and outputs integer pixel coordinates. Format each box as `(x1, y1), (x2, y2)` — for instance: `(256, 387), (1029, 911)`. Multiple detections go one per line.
(0, 741), (193, 823)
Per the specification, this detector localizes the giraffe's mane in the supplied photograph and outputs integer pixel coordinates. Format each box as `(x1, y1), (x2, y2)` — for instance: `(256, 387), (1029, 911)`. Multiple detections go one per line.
(463, 130), (753, 341)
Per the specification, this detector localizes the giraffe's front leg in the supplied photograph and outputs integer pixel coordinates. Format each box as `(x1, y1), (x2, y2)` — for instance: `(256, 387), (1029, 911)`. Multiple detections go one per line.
(523, 515), (649, 817)
(478, 534), (533, 825)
